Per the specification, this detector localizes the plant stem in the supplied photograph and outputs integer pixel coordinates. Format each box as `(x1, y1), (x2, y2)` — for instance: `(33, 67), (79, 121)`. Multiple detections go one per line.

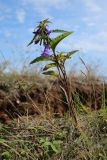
(53, 50), (77, 125)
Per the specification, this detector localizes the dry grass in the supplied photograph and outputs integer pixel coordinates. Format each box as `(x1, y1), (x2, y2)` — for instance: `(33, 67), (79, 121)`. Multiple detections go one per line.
(0, 110), (107, 160)
(0, 64), (107, 159)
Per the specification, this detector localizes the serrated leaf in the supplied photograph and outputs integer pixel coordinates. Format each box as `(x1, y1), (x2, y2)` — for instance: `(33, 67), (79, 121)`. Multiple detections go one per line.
(53, 29), (67, 33)
(40, 19), (52, 27)
(30, 56), (53, 64)
(66, 50), (79, 58)
(57, 50), (78, 61)
(43, 63), (56, 71)
(51, 31), (73, 51)
(42, 70), (58, 77)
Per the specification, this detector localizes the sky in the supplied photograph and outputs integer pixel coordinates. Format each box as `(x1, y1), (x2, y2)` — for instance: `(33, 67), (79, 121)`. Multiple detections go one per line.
(0, 0), (107, 75)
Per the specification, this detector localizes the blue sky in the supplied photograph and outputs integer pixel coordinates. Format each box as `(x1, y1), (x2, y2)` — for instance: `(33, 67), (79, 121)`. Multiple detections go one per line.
(0, 0), (107, 75)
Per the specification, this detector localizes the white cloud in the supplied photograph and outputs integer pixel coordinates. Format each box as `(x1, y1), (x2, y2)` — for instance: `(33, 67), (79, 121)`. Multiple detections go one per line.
(22, 0), (71, 9)
(28, 27), (34, 33)
(0, 16), (5, 21)
(82, 17), (97, 26)
(16, 9), (26, 23)
(22, 0), (71, 18)
(97, 31), (107, 40)
(74, 31), (107, 53)
(82, 0), (102, 12)
(87, 22), (96, 27)
(4, 31), (12, 37)
(56, 29), (107, 54)
(0, 2), (11, 21)
(76, 41), (104, 52)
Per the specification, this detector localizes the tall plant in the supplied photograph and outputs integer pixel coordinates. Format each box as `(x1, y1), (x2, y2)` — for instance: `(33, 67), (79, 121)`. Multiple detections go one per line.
(28, 19), (78, 125)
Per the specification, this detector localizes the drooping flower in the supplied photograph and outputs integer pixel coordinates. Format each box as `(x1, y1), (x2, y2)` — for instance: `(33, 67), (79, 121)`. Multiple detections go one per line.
(45, 24), (53, 35)
(45, 28), (53, 35)
(41, 45), (50, 58)
(28, 19), (52, 47)
(33, 28), (40, 36)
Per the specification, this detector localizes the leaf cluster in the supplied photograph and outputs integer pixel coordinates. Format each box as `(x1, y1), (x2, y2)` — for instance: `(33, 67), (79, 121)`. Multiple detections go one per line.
(28, 19), (79, 77)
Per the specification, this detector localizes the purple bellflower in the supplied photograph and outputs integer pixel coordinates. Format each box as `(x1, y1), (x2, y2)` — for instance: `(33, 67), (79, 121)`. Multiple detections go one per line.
(45, 24), (53, 35)
(46, 28), (53, 35)
(41, 45), (50, 58)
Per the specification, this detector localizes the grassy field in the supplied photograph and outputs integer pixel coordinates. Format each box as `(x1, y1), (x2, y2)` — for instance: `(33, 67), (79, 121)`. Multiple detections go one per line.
(0, 69), (107, 160)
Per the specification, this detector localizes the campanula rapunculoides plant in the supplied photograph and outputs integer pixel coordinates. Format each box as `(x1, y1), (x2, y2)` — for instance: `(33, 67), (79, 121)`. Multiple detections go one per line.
(28, 19), (78, 125)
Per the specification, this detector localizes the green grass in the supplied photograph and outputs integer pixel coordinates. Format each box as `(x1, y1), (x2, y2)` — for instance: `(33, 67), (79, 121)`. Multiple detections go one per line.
(0, 109), (107, 160)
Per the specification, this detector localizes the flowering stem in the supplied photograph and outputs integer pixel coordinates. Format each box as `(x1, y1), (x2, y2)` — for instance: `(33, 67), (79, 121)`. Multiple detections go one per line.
(53, 51), (63, 83)
(53, 50), (77, 125)
(28, 19), (78, 126)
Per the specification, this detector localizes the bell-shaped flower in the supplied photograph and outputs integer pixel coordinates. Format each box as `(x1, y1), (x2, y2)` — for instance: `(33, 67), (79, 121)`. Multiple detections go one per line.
(41, 45), (50, 58)
(45, 25), (53, 35)
(46, 28), (53, 35)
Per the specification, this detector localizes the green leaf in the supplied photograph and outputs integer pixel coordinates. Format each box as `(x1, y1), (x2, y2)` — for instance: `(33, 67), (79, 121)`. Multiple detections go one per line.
(58, 51), (67, 55)
(39, 19), (52, 28)
(40, 19), (51, 26)
(53, 29), (67, 33)
(42, 70), (58, 77)
(53, 140), (63, 145)
(43, 63), (56, 71)
(39, 138), (45, 143)
(30, 56), (53, 64)
(0, 138), (6, 142)
(66, 50), (79, 58)
(51, 31), (73, 51)
(50, 143), (59, 153)
(27, 35), (41, 46)
(57, 50), (78, 61)
(27, 35), (36, 46)
(1, 151), (11, 159)
(44, 141), (51, 146)
(41, 34), (48, 39)
(50, 140), (62, 153)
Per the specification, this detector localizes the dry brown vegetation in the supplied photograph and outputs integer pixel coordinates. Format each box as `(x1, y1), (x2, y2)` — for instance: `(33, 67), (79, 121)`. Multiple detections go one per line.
(0, 67), (106, 160)
(0, 69), (106, 123)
